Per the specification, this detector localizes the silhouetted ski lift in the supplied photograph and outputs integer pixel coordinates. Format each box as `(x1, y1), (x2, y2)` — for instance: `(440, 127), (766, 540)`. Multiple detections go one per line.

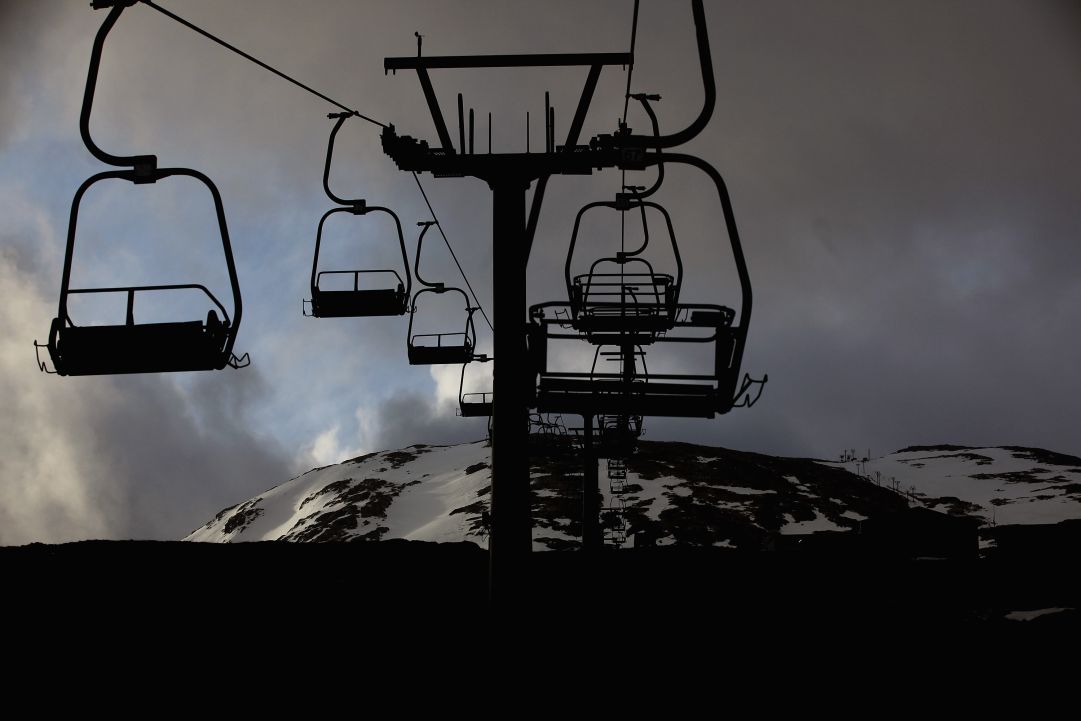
(378, 0), (745, 564)
(458, 354), (494, 417)
(563, 92), (678, 342)
(529, 150), (768, 417)
(407, 221), (478, 365)
(35, 0), (246, 376)
(305, 112), (412, 318)
(596, 413), (643, 458)
(565, 188), (682, 342)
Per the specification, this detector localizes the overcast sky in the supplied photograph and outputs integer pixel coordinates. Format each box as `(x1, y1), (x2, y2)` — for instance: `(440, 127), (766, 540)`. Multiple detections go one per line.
(1, 0), (1079, 544)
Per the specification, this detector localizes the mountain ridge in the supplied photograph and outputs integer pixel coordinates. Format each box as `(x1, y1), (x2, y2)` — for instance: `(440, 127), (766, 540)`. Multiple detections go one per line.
(186, 438), (1081, 548)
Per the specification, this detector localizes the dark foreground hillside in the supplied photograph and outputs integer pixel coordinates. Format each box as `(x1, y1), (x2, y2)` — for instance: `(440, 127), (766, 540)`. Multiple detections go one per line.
(4, 538), (1079, 638)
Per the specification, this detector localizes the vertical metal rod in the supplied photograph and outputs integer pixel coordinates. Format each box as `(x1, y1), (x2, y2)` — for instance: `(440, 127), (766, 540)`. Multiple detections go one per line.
(126, 289), (135, 326)
(458, 93), (465, 155)
(544, 92), (551, 152)
(526, 112), (530, 153)
(489, 179), (531, 602)
(549, 107), (555, 152)
(469, 108), (475, 154)
(488, 112), (492, 154)
(582, 413), (601, 550)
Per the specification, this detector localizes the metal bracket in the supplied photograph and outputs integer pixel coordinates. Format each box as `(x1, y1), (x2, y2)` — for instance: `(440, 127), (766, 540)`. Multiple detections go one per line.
(228, 352), (251, 369)
(733, 373), (768, 408)
(32, 341), (56, 374)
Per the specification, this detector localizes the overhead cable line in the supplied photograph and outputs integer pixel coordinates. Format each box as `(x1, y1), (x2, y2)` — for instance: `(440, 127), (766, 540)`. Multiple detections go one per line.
(140, 0), (387, 128)
(411, 172), (495, 333)
(138, 0), (494, 330)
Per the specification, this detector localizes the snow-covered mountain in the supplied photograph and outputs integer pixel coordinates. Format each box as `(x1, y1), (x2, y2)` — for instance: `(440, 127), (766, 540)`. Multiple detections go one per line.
(831, 444), (1081, 526)
(186, 440), (1081, 548)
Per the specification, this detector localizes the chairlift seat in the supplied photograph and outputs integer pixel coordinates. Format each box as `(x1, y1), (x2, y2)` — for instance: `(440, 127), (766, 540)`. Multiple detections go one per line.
(43, 4), (245, 378)
(540, 377), (713, 396)
(51, 313), (229, 376)
(460, 398), (494, 417)
(536, 375), (721, 418)
(310, 286), (408, 317)
(689, 308), (734, 327)
(408, 340), (474, 366)
(572, 273), (675, 308)
(572, 310), (673, 335)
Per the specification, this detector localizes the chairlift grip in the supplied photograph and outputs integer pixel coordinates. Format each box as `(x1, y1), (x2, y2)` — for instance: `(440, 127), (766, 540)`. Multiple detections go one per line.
(81, 2), (157, 172)
(323, 113), (367, 207)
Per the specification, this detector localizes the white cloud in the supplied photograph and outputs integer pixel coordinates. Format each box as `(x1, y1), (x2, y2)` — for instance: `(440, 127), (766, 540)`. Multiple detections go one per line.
(303, 423), (368, 468)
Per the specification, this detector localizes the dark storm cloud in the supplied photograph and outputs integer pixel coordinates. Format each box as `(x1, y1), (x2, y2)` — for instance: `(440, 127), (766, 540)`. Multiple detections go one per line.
(508, 0), (1081, 459)
(687, 0), (1081, 457)
(0, 214), (293, 544)
(0, 0), (50, 148)
(4, 0), (1081, 544)
(368, 389), (487, 451)
(83, 370), (294, 539)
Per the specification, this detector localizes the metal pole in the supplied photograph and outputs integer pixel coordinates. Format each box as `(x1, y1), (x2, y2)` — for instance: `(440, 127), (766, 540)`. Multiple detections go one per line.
(582, 413), (601, 550)
(489, 177), (531, 601)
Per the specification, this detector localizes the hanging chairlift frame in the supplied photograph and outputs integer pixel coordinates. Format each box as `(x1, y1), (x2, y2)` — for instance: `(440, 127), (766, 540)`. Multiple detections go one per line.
(458, 354), (494, 417)
(407, 221), (478, 365)
(36, 0), (246, 376)
(528, 152), (766, 418)
(565, 193), (683, 341)
(565, 92), (676, 341)
(307, 112), (412, 318)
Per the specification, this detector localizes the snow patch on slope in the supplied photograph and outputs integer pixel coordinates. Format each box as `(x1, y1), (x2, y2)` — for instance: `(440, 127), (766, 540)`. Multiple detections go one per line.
(823, 445), (1081, 524)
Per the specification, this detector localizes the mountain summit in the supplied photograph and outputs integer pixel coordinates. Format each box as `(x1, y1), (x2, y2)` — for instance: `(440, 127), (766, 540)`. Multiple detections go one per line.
(186, 440), (1081, 548)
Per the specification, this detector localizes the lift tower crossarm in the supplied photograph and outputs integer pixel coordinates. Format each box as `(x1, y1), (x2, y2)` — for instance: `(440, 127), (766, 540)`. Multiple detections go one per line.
(383, 53), (632, 157)
(384, 52), (632, 70)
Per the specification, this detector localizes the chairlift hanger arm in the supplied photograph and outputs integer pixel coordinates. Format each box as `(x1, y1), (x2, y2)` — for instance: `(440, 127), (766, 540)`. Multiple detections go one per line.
(645, 153), (749, 332)
(594, 0), (714, 151)
(323, 113), (366, 208)
(310, 206), (353, 291)
(369, 206), (413, 299)
(413, 221), (443, 289)
(616, 194), (651, 259)
(565, 200), (616, 302)
(622, 94), (664, 199)
(83, 1), (157, 172)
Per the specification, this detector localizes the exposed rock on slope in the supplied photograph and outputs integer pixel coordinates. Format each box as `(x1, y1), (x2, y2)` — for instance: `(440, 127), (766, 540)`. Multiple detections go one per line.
(187, 440), (1081, 549)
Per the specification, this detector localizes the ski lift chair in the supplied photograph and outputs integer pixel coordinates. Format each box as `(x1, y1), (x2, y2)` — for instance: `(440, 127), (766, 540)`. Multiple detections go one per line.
(565, 195), (682, 342)
(458, 354), (493, 417)
(306, 112), (412, 318)
(37, 168), (247, 376)
(406, 221), (477, 365)
(35, 1), (246, 375)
